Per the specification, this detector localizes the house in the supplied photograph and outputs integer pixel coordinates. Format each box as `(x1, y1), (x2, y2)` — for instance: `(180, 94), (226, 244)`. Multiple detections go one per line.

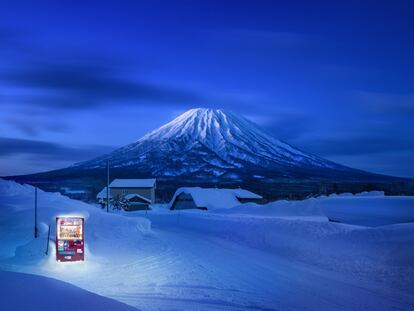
(123, 193), (152, 211)
(169, 187), (262, 210)
(108, 178), (156, 204)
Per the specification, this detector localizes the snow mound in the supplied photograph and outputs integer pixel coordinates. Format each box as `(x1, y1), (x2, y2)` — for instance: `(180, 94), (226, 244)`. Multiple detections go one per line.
(220, 198), (325, 217)
(0, 270), (138, 311)
(218, 191), (414, 227)
(320, 194), (414, 226)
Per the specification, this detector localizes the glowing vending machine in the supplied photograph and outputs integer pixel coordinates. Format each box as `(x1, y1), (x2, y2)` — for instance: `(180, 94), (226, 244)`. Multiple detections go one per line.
(56, 217), (84, 262)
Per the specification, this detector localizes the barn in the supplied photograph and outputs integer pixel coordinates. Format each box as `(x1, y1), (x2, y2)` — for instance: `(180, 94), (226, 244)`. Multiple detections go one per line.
(169, 187), (262, 210)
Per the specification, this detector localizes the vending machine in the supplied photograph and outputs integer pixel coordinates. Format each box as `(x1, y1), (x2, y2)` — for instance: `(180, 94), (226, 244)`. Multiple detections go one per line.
(56, 217), (84, 262)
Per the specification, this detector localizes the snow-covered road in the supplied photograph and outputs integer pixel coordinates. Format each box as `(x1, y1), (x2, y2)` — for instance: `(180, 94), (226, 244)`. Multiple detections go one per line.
(103, 223), (414, 311)
(1, 180), (413, 310)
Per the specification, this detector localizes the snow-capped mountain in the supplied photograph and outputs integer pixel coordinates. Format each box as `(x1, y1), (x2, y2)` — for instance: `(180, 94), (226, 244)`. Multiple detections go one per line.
(9, 107), (411, 201)
(73, 108), (353, 180)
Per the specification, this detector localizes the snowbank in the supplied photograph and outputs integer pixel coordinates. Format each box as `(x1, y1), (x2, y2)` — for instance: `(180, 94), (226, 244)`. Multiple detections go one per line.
(218, 197), (325, 218)
(320, 194), (414, 226)
(217, 191), (414, 227)
(0, 270), (138, 311)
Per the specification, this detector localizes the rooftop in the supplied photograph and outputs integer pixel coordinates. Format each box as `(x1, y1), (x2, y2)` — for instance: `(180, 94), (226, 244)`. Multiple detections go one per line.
(109, 178), (156, 188)
(169, 187), (262, 210)
(96, 187), (111, 199)
(124, 193), (151, 203)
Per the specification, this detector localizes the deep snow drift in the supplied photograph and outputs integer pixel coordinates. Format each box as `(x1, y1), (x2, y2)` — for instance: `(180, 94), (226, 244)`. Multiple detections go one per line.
(0, 270), (138, 311)
(219, 191), (414, 226)
(1, 179), (414, 310)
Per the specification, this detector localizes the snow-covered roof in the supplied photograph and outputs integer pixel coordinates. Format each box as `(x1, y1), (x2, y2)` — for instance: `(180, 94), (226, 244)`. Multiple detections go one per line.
(124, 193), (151, 203)
(169, 187), (262, 210)
(109, 178), (156, 188)
(231, 188), (262, 200)
(96, 187), (112, 199)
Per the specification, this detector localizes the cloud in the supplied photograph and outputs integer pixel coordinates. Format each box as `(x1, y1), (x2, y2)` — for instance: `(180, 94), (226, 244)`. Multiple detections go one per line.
(355, 91), (414, 116)
(267, 114), (311, 140)
(248, 110), (311, 141)
(0, 136), (115, 163)
(216, 29), (316, 48)
(1, 62), (206, 111)
(0, 26), (261, 116)
(289, 133), (414, 178)
(6, 118), (71, 137)
(0, 25), (208, 112)
(243, 30), (314, 46)
(294, 135), (414, 157)
(323, 152), (414, 179)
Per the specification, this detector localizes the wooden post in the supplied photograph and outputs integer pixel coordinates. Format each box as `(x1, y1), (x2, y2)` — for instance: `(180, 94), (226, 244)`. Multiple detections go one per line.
(45, 224), (51, 255)
(107, 159), (109, 213)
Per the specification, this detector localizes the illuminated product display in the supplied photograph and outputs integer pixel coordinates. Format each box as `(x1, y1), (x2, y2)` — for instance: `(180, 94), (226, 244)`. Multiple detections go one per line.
(56, 217), (84, 262)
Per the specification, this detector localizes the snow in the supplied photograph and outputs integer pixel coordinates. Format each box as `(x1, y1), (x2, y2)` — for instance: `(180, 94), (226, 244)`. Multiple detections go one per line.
(61, 187), (86, 194)
(219, 191), (414, 226)
(0, 179), (151, 261)
(320, 193), (414, 226)
(1, 179), (414, 310)
(124, 193), (151, 203)
(219, 197), (326, 218)
(109, 179), (156, 188)
(0, 270), (138, 311)
(230, 188), (262, 199)
(168, 187), (261, 210)
(96, 187), (111, 199)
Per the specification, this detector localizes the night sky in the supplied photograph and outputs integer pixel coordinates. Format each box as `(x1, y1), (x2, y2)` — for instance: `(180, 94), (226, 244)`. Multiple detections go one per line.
(1, 0), (413, 177)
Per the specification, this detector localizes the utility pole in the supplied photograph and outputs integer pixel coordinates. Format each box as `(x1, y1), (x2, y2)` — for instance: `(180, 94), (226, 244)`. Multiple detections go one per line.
(34, 187), (38, 238)
(106, 159), (110, 213)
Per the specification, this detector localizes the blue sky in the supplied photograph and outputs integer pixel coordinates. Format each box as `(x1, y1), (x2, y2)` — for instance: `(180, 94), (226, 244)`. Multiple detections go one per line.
(0, 0), (413, 177)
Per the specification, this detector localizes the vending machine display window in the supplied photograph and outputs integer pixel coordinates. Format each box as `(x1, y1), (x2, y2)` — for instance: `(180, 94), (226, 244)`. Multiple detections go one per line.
(56, 217), (84, 262)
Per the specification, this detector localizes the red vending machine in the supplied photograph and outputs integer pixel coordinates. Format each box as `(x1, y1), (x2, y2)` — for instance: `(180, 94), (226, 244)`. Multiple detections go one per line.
(56, 217), (84, 262)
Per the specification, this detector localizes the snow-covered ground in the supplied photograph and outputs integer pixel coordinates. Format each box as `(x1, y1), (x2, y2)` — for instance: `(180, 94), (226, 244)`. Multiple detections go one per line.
(1, 179), (414, 310)
(0, 270), (138, 311)
(218, 191), (414, 226)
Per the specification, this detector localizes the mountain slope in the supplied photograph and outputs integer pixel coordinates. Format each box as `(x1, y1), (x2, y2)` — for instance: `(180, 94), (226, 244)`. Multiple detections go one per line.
(73, 108), (351, 179)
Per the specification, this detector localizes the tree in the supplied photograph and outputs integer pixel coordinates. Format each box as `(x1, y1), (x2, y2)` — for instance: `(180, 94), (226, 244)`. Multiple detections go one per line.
(112, 194), (122, 210)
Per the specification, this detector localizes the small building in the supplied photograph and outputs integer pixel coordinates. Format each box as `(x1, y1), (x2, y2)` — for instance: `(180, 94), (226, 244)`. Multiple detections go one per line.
(123, 193), (152, 211)
(109, 178), (156, 204)
(169, 187), (262, 210)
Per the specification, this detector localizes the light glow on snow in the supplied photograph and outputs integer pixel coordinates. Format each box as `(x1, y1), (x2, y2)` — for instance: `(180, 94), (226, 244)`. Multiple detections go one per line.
(1, 179), (414, 310)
